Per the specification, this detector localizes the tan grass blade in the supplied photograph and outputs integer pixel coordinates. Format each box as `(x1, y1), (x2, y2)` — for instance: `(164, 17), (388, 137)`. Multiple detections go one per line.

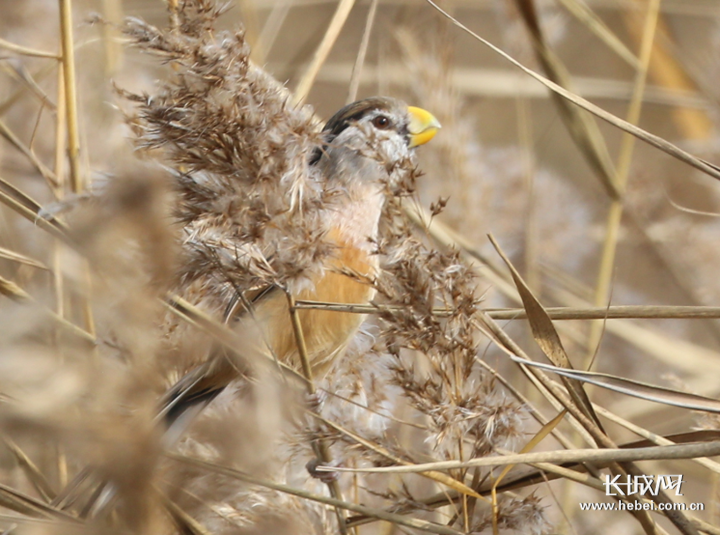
(314, 61), (708, 106)
(253, 0), (291, 63)
(424, 0), (720, 182)
(493, 410), (567, 491)
(0, 482), (77, 522)
(0, 274), (95, 343)
(3, 63), (56, 111)
(488, 234), (603, 429)
(2, 439), (56, 502)
(284, 292), (348, 535)
(0, 274), (32, 302)
(413, 203), (720, 397)
(161, 493), (213, 535)
(491, 410), (566, 534)
(0, 175), (71, 244)
(510, 357), (720, 413)
(0, 246), (49, 270)
(622, 4), (714, 140)
(593, 405), (720, 475)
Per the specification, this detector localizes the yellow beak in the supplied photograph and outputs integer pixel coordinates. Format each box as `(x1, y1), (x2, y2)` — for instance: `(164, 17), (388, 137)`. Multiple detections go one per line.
(407, 106), (441, 148)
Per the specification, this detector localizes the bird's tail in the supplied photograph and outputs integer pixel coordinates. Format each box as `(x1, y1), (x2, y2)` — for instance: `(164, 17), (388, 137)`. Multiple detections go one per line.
(158, 355), (239, 445)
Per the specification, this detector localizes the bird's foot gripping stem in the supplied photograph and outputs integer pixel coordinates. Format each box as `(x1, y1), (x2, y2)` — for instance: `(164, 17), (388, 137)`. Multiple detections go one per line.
(306, 457), (340, 483)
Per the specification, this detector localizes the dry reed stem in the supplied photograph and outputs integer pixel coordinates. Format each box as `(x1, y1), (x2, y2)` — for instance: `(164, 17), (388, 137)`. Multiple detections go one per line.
(253, 0), (292, 62)
(623, 0), (714, 140)
(0, 37), (59, 59)
(592, 405), (720, 475)
(295, 300), (720, 320)
(586, 0), (661, 366)
(328, 441), (720, 474)
(168, 453), (467, 535)
(410, 200), (720, 402)
(424, 0), (720, 182)
(293, 0), (356, 104)
(513, 0), (621, 199)
(554, 0), (639, 68)
(285, 291), (349, 535)
(346, 0), (379, 104)
(476, 311), (698, 533)
(315, 412), (487, 501)
(0, 118), (56, 186)
(58, 0), (82, 194)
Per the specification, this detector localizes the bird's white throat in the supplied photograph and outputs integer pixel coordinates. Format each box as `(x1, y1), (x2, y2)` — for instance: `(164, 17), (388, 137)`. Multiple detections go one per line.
(326, 180), (385, 251)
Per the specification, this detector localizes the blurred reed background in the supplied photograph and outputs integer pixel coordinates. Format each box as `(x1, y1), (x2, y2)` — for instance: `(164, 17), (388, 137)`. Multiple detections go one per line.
(2, 0), (720, 534)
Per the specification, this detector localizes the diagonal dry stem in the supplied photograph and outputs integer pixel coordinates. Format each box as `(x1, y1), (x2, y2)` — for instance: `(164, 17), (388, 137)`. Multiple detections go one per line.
(346, 0), (378, 104)
(423, 0), (720, 182)
(293, 0), (356, 104)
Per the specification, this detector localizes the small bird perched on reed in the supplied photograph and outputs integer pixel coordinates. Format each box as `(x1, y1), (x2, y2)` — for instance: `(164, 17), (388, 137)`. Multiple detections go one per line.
(163, 96), (440, 425)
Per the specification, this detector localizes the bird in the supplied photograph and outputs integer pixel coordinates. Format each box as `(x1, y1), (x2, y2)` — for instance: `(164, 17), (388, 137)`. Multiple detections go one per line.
(161, 97), (441, 428)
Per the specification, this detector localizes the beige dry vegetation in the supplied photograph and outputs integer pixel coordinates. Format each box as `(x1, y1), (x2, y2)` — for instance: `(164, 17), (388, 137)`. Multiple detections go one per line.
(2, 0), (720, 534)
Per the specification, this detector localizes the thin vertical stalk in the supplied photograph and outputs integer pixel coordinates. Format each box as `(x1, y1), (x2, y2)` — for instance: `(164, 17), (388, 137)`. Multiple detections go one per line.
(253, 0), (292, 63)
(293, 0), (356, 105)
(285, 292), (348, 535)
(585, 0), (661, 367)
(346, 0), (379, 104)
(52, 62), (68, 489)
(58, 0), (82, 194)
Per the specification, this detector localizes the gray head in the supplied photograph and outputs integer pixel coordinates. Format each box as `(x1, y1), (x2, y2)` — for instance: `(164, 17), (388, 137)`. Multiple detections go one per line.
(310, 97), (440, 180)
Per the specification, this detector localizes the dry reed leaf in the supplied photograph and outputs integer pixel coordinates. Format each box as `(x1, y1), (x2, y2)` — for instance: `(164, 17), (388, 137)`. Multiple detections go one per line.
(510, 357), (720, 413)
(424, 0), (720, 182)
(512, 0), (620, 199)
(488, 234), (602, 429)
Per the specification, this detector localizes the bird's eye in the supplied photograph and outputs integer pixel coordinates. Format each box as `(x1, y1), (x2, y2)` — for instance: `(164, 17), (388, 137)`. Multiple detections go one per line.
(372, 115), (391, 129)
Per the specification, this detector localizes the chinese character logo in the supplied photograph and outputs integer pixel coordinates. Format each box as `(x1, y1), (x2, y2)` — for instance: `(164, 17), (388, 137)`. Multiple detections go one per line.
(604, 475), (684, 496)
